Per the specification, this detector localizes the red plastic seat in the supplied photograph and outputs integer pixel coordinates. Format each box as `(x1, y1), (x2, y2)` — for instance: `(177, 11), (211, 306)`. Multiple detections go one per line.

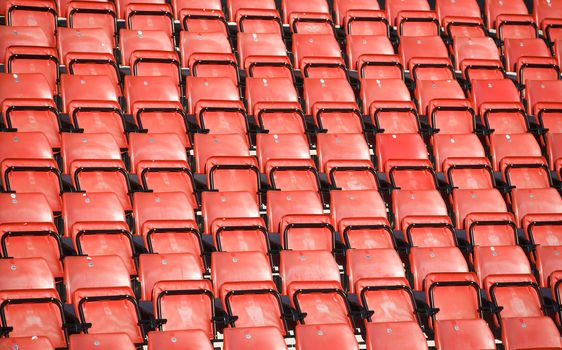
(66, 1), (117, 45)
(224, 326), (288, 350)
(279, 215), (334, 251)
(185, 76), (240, 114)
(237, 32), (290, 79)
(0, 193), (54, 228)
(6, 0), (57, 35)
(398, 36), (449, 68)
(181, 32), (237, 83)
(365, 321), (427, 350)
(338, 217), (393, 249)
(356, 54), (403, 80)
(265, 159), (319, 192)
(148, 330), (214, 350)
(5, 46), (58, 96)
(485, 0), (528, 29)
(376, 133), (429, 172)
(415, 79), (465, 116)
(325, 160), (379, 191)
(504, 38), (550, 73)
(202, 191), (260, 233)
(69, 333), (135, 350)
(409, 246), (469, 291)
(246, 77), (299, 115)
(347, 249), (406, 293)
(60, 132), (123, 177)
(346, 35), (394, 71)
(119, 29), (174, 66)
(151, 280), (215, 337)
(502, 316), (562, 350)
(303, 78), (357, 115)
(212, 217), (269, 253)
(0, 337), (54, 350)
(0, 257), (55, 291)
(211, 251), (272, 295)
(452, 37), (501, 71)
(0, 26), (54, 63)
(330, 190), (387, 231)
(193, 133), (250, 174)
(334, 0), (380, 27)
(295, 323), (358, 350)
(360, 78), (411, 115)
(317, 133), (371, 172)
(279, 250), (340, 295)
(220, 281), (287, 334)
(256, 133), (309, 172)
(133, 191), (196, 236)
(124, 3), (174, 36)
(266, 191), (323, 232)
(0, 289), (67, 348)
(138, 253), (203, 300)
(396, 10), (439, 37)
(475, 246), (532, 286)
(292, 34), (344, 77)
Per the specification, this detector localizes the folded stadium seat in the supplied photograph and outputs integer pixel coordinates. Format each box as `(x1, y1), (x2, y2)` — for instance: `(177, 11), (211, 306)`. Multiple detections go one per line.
(461, 59), (506, 83)
(428, 100), (486, 172)
(474, 243), (534, 288)
(0, 289), (67, 348)
(0, 193), (54, 229)
(452, 36), (501, 73)
(148, 330), (214, 350)
(66, 1), (117, 45)
(0, 26), (54, 63)
(138, 253), (203, 301)
(62, 132), (131, 207)
(503, 37), (551, 74)
(185, 77), (240, 115)
(0, 337), (54, 350)
(398, 36), (450, 69)
(435, 0), (485, 39)
(279, 250), (340, 294)
(5, 0), (57, 35)
(142, 220), (202, 256)
(224, 327), (288, 350)
(278, 215), (334, 251)
(5, 46), (59, 96)
(119, 29), (174, 68)
(409, 246), (469, 291)
(227, 0), (276, 21)
(181, 32), (238, 84)
(60, 75), (126, 149)
(115, 0), (167, 19)
(408, 57), (455, 81)
(174, 1), (226, 34)
(237, 32), (292, 80)
(355, 54), (403, 81)
(338, 217), (394, 249)
(343, 10), (389, 37)
(0, 256), (56, 291)
(195, 100), (248, 135)
(489, 130), (542, 172)
(464, 213), (518, 260)
(211, 251), (272, 295)
(266, 191), (323, 232)
(63, 255), (145, 344)
(0, 72), (59, 147)
(447, 162), (508, 229)
(503, 316), (562, 349)
(69, 333), (135, 350)
(425, 273), (497, 350)
(329, 190), (387, 232)
(57, 28), (119, 90)
(385, 0), (430, 27)
(415, 79), (465, 116)
(357, 278), (428, 350)
(151, 280), (215, 336)
(313, 102), (365, 133)
(516, 57), (560, 86)
(485, 0), (529, 30)
(316, 133), (371, 172)
(346, 248), (407, 293)
(325, 160), (379, 191)
(256, 132), (309, 173)
(265, 158), (319, 192)
(0, 134), (61, 212)
(193, 133), (250, 174)
(0, 222), (63, 278)
(495, 14), (538, 41)
(129, 49), (181, 86)
(303, 78), (357, 115)
(211, 217), (270, 253)
(206, 156), (260, 196)
(234, 8), (282, 35)
(124, 3), (174, 37)
(254, 103), (306, 134)
(282, 0), (330, 26)
(202, 191), (260, 234)
(295, 323), (359, 350)
(220, 281), (288, 334)
(523, 214), (562, 287)
(396, 10), (440, 37)
(534, 0), (562, 41)
(526, 80), (562, 117)
(360, 78), (412, 115)
(0, 259), (62, 345)
(289, 280), (354, 328)
(376, 133), (429, 172)
(510, 187), (562, 228)
(246, 77), (300, 117)
(333, 0), (380, 27)
(124, 75), (188, 147)
(288, 11), (335, 36)
(133, 191), (196, 238)
(292, 33), (345, 78)
(345, 35), (394, 71)
(370, 101), (419, 135)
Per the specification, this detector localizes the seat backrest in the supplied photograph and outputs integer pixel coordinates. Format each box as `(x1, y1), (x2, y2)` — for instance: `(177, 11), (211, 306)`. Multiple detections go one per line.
(426, 272), (480, 322)
(266, 190), (323, 232)
(211, 251), (272, 295)
(193, 133), (250, 173)
(61, 133), (122, 175)
(0, 192), (54, 226)
(0, 257), (56, 291)
(133, 192), (195, 235)
(129, 133), (188, 174)
(62, 192), (126, 237)
(201, 191), (260, 234)
(330, 190), (387, 229)
(148, 329), (214, 350)
(279, 250), (340, 295)
(69, 333), (136, 350)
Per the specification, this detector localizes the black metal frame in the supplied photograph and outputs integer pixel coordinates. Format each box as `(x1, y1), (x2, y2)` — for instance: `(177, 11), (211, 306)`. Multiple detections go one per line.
(132, 56), (182, 88)
(75, 228), (136, 261)
(445, 21), (486, 39)
(303, 62), (347, 78)
(1, 230), (63, 261)
(146, 226), (202, 255)
(4, 105), (61, 132)
(359, 60), (404, 80)
(489, 280), (545, 326)
(197, 106), (248, 134)
(359, 284), (422, 326)
(388, 165), (438, 190)
(73, 166), (131, 204)
(398, 16), (440, 37)
(183, 12), (228, 32)
(467, 219), (518, 248)
(482, 106), (530, 133)
(527, 220), (562, 247)
(135, 106), (188, 134)
(215, 225), (270, 253)
(239, 14), (283, 34)
(139, 166), (198, 205)
(127, 9), (174, 35)
(225, 288), (289, 333)
(346, 15), (389, 36)
(328, 165), (379, 190)
(411, 62), (454, 83)
(429, 104), (476, 134)
(497, 20), (538, 42)
(427, 280), (483, 329)
(315, 107), (365, 134)
(503, 162), (553, 189)
(256, 107), (306, 133)
(7, 5), (57, 33)
(68, 58), (121, 86)
(71, 106), (126, 133)
(373, 106), (420, 133)
(68, 6), (118, 44)
(405, 222), (457, 248)
(191, 58), (239, 85)
(446, 162), (496, 189)
(208, 163), (260, 192)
